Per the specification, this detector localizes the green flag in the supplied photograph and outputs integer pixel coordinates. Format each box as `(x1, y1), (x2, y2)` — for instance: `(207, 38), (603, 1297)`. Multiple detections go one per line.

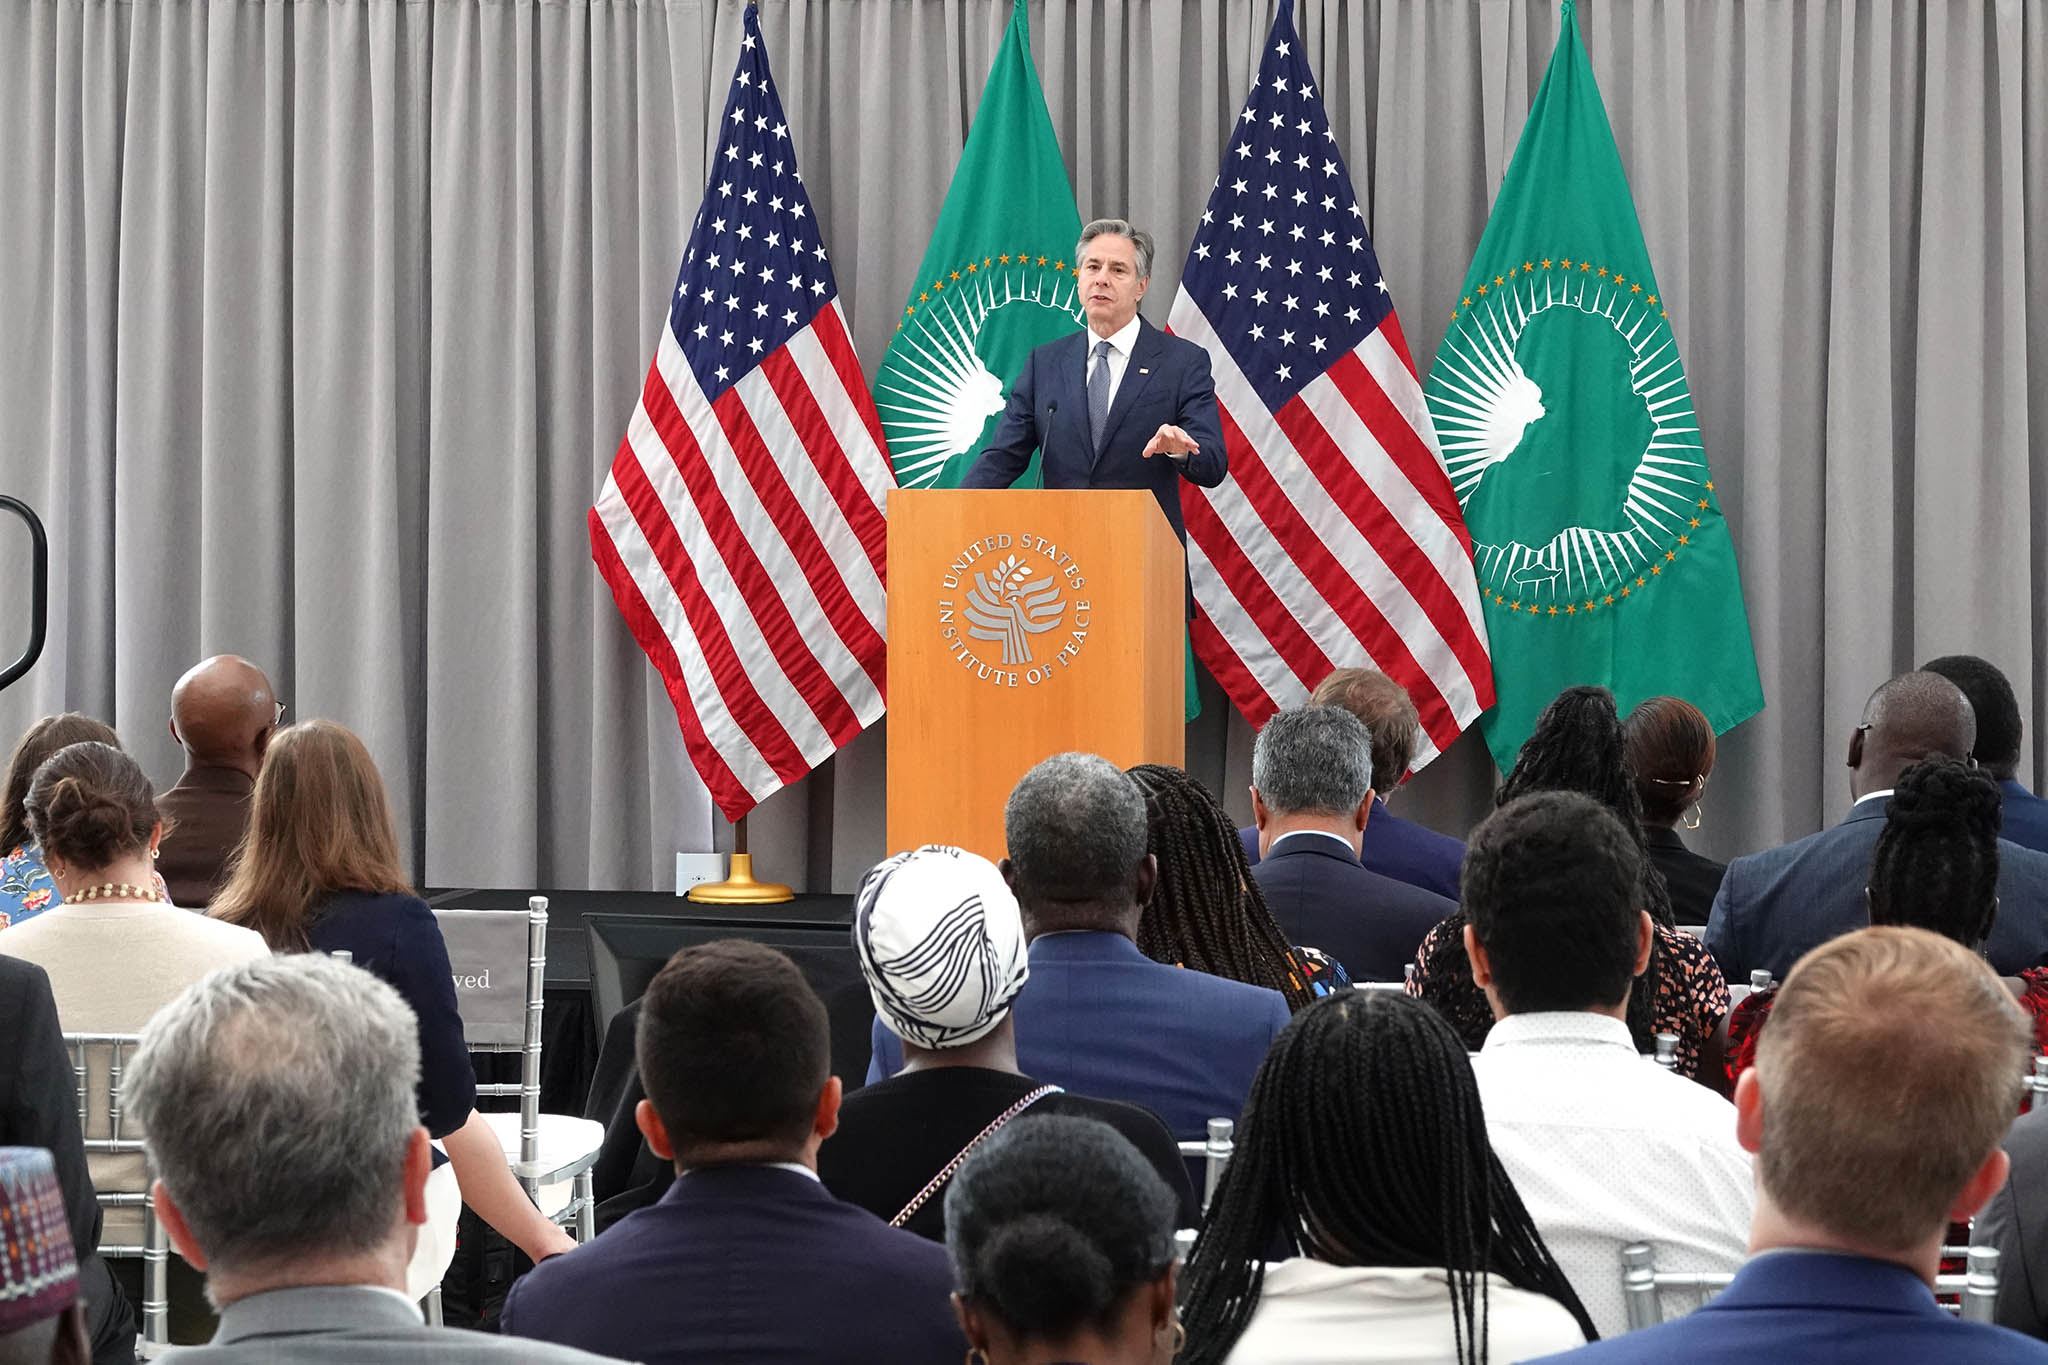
(1424, 0), (1762, 771)
(874, 0), (1083, 492)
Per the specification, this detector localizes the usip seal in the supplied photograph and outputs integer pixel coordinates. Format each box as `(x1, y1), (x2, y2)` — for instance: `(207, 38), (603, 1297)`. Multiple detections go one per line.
(937, 533), (1091, 687)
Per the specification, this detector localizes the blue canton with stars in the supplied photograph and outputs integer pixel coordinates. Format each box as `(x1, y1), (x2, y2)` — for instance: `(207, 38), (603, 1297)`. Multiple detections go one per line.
(670, 5), (838, 404)
(1180, 2), (1393, 414)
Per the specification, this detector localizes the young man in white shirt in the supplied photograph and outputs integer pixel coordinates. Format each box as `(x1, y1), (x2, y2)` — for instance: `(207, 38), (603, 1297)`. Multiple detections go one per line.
(1461, 790), (1753, 1338)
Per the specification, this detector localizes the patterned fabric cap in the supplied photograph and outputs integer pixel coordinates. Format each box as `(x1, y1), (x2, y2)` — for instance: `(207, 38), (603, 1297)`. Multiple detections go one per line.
(853, 845), (1030, 1051)
(0, 1148), (78, 1333)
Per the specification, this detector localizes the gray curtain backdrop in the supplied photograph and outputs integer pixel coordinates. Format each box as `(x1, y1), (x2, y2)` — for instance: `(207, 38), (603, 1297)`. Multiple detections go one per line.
(1, 0), (2043, 892)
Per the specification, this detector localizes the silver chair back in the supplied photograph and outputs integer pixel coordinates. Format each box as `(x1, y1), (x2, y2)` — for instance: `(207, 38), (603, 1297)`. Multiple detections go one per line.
(64, 1031), (167, 1354)
(432, 899), (547, 1169)
(1175, 1117), (1235, 1213)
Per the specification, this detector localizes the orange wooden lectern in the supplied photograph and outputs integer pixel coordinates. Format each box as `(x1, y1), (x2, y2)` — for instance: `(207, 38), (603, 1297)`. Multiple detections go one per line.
(886, 489), (1186, 860)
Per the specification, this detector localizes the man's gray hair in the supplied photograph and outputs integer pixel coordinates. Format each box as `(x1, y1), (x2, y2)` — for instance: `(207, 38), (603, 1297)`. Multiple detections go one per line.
(1076, 218), (1155, 278)
(126, 954), (422, 1274)
(1252, 705), (1376, 817)
(1005, 752), (1149, 902)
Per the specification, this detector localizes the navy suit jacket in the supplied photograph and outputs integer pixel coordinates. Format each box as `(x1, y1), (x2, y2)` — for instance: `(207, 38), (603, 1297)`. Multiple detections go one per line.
(1248, 833), (1453, 982)
(2004, 780), (2048, 859)
(501, 1165), (963, 1365)
(867, 931), (1290, 1141)
(1704, 796), (2048, 981)
(1238, 798), (1465, 902)
(960, 317), (1227, 544)
(1524, 1250), (2048, 1364)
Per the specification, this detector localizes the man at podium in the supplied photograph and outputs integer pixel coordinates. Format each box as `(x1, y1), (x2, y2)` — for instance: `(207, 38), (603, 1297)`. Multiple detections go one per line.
(960, 218), (1227, 549)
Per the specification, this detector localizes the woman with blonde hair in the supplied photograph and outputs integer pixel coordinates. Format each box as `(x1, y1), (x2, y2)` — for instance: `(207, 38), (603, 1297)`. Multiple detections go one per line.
(213, 720), (574, 1292)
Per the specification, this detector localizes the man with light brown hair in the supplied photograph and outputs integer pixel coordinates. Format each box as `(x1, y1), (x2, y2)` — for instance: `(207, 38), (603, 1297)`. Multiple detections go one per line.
(1236, 667), (1464, 898)
(1530, 925), (2048, 1363)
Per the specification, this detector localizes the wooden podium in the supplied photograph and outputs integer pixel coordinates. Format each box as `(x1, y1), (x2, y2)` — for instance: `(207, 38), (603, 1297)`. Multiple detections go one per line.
(886, 489), (1186, 860)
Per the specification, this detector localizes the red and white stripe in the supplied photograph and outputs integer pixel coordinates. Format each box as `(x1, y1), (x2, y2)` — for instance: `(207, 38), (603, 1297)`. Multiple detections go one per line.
(590, 300), (894, 821)
(1170, 290), (1494, 770)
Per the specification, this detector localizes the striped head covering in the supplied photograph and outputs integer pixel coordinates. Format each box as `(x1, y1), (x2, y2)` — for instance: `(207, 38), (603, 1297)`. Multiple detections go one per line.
(0, 1148), (78, 1333)
(854, 845), (1030, 1051)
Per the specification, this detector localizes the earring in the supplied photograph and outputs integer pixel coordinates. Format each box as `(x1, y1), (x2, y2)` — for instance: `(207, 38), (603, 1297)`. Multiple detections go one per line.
(1172, 1319), (1187, 1354)
(1683, 801), (1702, 831)
(150, 847), (161, 860)
(966, 1350), (989, 1365)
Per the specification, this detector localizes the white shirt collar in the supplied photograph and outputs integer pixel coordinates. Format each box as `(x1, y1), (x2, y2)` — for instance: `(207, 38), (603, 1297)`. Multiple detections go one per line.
(1088, 314), (1143, 358)
(1480, 1011), (1637, 1053)
(1268, 829), (1358, 856)
(1852, 789), (1894, 807)
(679, 1160), (820, 1183)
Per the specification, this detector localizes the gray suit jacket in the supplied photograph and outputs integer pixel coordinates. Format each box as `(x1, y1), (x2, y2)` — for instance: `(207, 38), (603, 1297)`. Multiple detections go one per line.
(160, 1285), (629, 1363)
(1704, 795), (2048, 981)
(1980, 1105), (2048, 1341)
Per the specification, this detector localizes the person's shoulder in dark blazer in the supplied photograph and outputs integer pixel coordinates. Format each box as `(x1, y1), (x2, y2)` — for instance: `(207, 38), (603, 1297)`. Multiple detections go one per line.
(1240, 801), (1464, 902)
(501, 1164), (962, 1365)
(1644, 823), (1728, 927)
(1704, 802), (1887, 981)
(154, 765), (255, 908)
(2002, 782), (2048, 858)
(1990, 839), (2048, 973)
(1978, 1104), (2048, 1340)
(1249, 832), (1452, 981)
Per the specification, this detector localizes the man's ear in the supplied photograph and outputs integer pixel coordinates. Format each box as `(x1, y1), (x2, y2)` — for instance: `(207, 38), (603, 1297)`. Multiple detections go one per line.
(1733, 1068), (1764, 1155)
(167, 716), (181, 747)
(151, 1180), (208, 1271)
(1250, 787), (1271, 833)
(997, 857), (1016, 891)
(635, 1099), (676, 1162)
(813, 1075), (843, 1142)
(1951, 1146), (2012, 1226)
(1132, 852), (1158, 908)
(1463, 922), (1493, 990)
(1354, 791), (1375, 832)
(400, 1127), (433, 1227)
(1633, 911), (1655, 977)
(1846, 725), (1865, 771)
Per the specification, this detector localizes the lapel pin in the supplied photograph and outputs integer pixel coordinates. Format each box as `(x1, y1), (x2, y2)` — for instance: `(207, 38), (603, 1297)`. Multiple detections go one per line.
(1139, 367), (1150, 374)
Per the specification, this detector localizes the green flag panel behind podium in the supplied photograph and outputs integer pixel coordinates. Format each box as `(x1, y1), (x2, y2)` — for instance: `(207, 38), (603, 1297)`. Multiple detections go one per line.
(1424, 0), (1763, 772)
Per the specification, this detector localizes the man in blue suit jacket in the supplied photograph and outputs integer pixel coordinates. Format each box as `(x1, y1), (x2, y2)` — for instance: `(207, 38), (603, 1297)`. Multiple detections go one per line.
(1706, 670), (2048, 981)
(506, 941), (961, 1365)
(961, 219), (1227, 552)
(1529, 927), (2048, 1364)
(1235, 666), (1464, 900)
(868, 753), (1290, 1142)
(1244, 705), (1453, 981)
(1926, 654), (2048, 856)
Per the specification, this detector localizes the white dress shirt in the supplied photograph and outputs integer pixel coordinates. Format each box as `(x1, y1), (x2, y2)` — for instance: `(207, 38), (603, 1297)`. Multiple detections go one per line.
(1468, 1011), (1754, 1339)
(1223, 1261), (1586, 1363)
(1085, 314), (1143, 411)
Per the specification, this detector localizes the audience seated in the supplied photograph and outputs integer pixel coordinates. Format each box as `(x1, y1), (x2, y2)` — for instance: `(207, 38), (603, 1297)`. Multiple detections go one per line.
(1622, 696), (1727, 925)
(1408, 687), (1729, 1078)
(502, 940), (962, 1363)
(1707, 670), (2048, 982)
(1127, 763), (1321, 1003)
(0, 716), (167, 928)
(1976, 1102), (2048, 1340)
(0, 1148), (93, 1365)
(155, 656), (278, 908)
(1178, 990), (1593, 1364)
(0, 958), (133, 1364)
(867, 753), (1291, 1141)
(946, 1115), (1179, 1365)
(1530, 928), (2048, 1362)
(1461, 790), (1753, 1338)
(1726, 757), (2048, 1084)
(1924, 654), (2048, 855)
(210, 719), (573, 1295)
(819, 845), (1195, 1239)
(125, 954), (618, 1363)
(1244, 706), (1453, 983)
(1, 740), (268, 1332)
(1238, 667), (1464, 900)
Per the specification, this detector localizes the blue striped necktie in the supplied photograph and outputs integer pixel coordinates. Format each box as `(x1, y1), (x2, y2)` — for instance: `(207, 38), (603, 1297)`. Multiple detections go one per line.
(1087, 338), (1113, 452)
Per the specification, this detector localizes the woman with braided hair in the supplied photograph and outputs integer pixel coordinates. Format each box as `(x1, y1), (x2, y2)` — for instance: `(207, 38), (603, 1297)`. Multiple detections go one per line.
(1404, 686), (1730, 1077)
(1723, 755), (2048, 1084)
(1178, 990), (1594, 1364)
(1125, 763), (1319, 1010)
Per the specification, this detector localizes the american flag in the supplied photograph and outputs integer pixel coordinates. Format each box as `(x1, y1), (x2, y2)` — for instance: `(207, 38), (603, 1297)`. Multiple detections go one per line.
(1168, 1), (1493, 768)
(589, 5), (892, 822)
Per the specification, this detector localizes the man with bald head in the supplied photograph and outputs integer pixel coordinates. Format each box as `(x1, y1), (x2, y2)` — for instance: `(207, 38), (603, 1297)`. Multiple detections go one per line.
(1705, 670), (2048, 980)
(156, 655), (278, 907)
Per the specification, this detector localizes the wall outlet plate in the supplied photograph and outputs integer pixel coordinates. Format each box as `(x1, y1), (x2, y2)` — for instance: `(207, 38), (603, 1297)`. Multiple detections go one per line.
(675, 853), (728, 894)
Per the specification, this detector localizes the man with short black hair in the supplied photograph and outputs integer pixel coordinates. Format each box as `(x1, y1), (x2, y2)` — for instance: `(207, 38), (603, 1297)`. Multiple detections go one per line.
(1534, 927), (2048, 1363)
(1924, 653), (2048, 854)
(1463, 791), (1752, 1339)
(504, 940), (962, 1364)
(1706, 670), (2048, 980)
(1237, 668), (1465, 898)
(125, 955), (615, 1363)
(869, 752), (1289, 1140)
(1245, 705), (1452, 980)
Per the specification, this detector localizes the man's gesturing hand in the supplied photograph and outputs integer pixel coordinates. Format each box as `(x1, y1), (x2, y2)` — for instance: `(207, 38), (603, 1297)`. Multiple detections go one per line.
(1141, 424), (1200, 462)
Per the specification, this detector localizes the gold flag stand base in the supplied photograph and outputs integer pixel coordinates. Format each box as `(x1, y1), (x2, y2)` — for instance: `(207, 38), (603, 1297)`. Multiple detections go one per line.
(686, 852), (794, 905)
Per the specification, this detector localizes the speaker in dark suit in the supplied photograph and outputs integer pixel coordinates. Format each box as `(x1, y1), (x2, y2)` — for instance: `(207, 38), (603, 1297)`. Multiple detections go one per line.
(960, 221), (1226, 555)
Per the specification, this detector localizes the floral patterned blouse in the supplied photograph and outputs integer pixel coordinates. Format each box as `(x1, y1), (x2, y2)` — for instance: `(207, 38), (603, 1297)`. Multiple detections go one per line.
(0, 841), (173, 930)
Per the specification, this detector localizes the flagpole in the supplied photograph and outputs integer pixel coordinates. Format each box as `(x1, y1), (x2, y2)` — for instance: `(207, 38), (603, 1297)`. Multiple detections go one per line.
(686, 813), (794, 904)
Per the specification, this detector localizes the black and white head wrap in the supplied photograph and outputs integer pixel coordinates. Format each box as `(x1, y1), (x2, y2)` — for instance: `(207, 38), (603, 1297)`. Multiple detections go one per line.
(853, 845), (1031, 1051)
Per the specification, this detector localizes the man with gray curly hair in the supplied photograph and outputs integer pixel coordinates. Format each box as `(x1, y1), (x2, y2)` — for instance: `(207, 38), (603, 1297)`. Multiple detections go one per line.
(867, 753), (1288, 1141)
(125, 955), (618, 1363)
(1248, 705), (1454, 981)
(962, 218), (1226, 559)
